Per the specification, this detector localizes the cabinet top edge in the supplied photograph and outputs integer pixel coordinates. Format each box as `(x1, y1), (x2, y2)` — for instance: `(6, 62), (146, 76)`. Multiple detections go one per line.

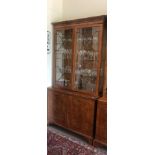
(51, 15), (107, 26)
(47, 87), (99, 100)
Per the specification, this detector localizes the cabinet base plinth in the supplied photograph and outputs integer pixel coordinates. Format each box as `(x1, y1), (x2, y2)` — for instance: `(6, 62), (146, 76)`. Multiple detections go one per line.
(93, 139), (107, 148)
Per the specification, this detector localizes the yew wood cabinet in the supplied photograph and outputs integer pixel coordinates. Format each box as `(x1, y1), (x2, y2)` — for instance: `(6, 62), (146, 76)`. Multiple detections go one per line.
(47, 16), (107, 145)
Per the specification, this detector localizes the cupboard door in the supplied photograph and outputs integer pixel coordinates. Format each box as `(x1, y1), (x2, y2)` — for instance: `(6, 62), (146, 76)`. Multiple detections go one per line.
(54, 29), (73, 89)
(51, 92), (70, 127)
(74, 26), (102, 94)
(67, 97), (95, 136)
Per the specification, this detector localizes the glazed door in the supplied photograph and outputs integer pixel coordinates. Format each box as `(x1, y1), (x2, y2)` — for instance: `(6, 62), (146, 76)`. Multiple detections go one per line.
(54, 28), (73, 89)
(73, 26), (103, 95)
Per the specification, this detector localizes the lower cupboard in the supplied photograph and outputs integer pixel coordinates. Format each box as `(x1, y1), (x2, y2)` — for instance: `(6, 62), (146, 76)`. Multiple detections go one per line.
(47, 87), (107, 146)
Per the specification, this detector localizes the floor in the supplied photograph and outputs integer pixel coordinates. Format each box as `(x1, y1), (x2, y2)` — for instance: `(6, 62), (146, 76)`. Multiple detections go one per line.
(47, 125), (107, 155)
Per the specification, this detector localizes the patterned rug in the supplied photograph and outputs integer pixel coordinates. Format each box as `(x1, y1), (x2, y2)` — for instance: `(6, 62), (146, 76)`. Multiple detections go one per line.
(48, 126), (107, 155)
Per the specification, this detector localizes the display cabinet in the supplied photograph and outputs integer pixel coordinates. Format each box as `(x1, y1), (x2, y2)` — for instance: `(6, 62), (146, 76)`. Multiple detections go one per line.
(48, 15), (107, 144)
(53, 16), (106, 96)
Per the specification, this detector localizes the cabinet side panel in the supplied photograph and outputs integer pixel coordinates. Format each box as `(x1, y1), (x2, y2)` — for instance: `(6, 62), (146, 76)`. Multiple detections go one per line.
(95, 100), (107, 143)
(99, 19), (107, 96)
(47, 89), (53, 124)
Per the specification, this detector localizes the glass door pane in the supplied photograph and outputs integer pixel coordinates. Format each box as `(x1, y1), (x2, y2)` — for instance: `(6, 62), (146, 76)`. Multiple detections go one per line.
(55, 29), (73, 88)
(74, 27), (100, 93)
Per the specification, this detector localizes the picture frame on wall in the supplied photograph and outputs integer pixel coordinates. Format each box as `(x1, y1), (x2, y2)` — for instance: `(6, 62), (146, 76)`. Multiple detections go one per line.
(47, 31), (51, 54)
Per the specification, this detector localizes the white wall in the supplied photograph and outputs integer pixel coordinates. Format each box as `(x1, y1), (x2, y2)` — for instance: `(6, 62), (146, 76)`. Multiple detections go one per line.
(62, 0), (107, 20)
(47, 0), (63, 86)
(47, 0), (63, 31)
